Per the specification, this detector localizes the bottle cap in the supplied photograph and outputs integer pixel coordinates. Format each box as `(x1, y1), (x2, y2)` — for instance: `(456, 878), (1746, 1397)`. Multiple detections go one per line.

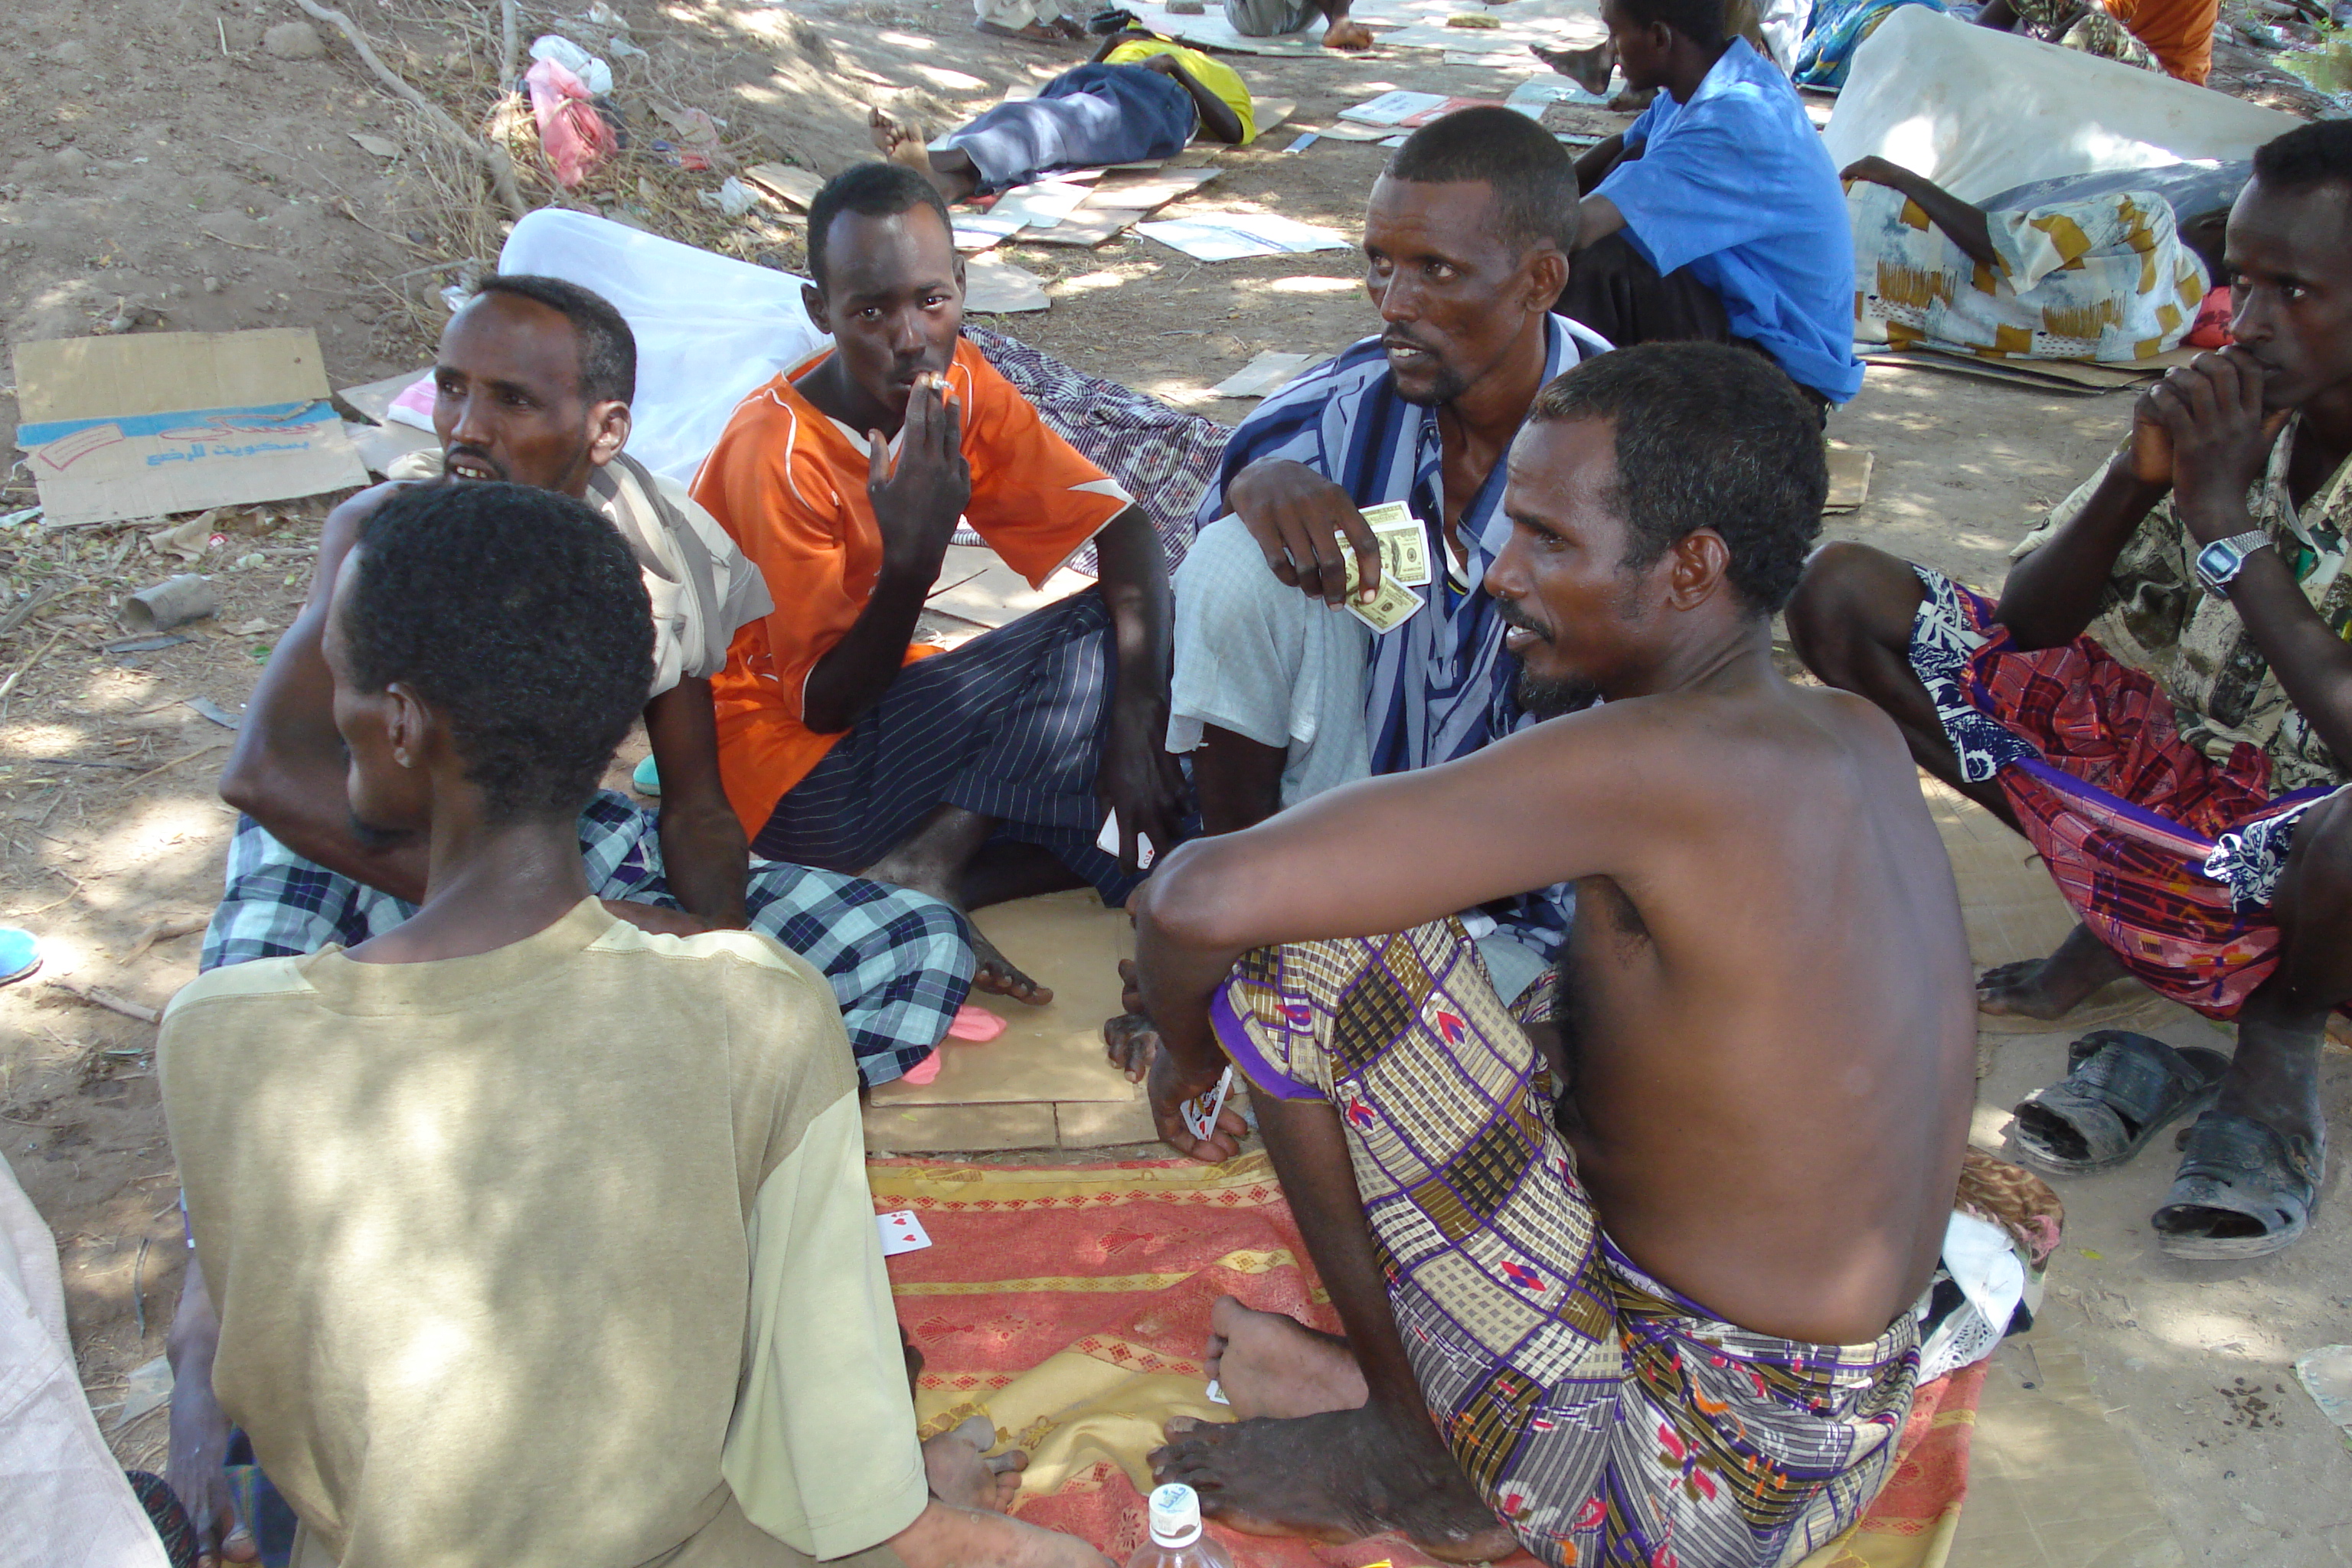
(1148, 1481), (1204, 1547)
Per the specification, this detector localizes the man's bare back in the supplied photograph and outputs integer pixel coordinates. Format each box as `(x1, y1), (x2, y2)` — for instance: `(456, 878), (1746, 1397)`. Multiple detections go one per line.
(1537, 679), (1974, 1345)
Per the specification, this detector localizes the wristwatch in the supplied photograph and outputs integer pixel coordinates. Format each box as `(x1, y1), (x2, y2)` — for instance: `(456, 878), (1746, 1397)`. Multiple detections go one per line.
(2193, 530), (2274, 598)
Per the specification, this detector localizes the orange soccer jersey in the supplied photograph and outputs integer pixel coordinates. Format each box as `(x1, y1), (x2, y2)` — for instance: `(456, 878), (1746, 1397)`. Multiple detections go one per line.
(691, 338), (1131, 836)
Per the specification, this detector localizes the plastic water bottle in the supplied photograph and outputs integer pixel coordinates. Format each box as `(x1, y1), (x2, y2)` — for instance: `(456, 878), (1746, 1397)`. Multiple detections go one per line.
(1124, 1483), (1233, 1568)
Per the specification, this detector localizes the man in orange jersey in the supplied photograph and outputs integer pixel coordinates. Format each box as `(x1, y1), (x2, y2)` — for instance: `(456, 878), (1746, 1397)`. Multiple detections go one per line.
(694, 162), (1184, 1002)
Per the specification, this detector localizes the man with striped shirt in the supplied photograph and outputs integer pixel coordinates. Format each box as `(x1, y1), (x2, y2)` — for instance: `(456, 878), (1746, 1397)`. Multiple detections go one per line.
(1141, 108), (1609, 1047)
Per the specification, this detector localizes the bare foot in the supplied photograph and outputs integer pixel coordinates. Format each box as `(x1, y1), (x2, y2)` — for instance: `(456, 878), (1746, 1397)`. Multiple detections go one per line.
(1104, 958), (1158, 1079)
(1529, 39), (1613, 93)
(972, 927), (1054, 1007)
(923, 1417), (1028, 1512)
(1978, 923), (2130, 1019)
(1149, 1407), (1516, 1563)
(869, 104), (933, 172)
(1204, 1296), (1368, 1420)
(1322, 17), (1375, 47)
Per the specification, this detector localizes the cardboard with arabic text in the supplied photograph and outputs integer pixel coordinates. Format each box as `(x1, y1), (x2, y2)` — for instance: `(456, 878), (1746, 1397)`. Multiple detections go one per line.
(13, 328), (369, 525)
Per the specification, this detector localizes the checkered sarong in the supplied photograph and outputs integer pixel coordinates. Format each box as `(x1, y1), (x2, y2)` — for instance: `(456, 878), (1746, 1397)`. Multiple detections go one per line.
(201, 792), (974, 1087)
(1210, 921), (1916, 1568)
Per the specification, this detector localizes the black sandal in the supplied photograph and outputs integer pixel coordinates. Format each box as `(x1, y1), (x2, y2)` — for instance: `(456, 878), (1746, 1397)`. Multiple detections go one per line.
(2009, 1030), (2228, 1175)
(2154, 1111), (2324, 1260)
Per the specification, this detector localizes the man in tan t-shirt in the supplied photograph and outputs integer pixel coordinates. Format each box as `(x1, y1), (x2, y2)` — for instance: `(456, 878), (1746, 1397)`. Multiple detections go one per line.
(159, 480), (1109, 1568)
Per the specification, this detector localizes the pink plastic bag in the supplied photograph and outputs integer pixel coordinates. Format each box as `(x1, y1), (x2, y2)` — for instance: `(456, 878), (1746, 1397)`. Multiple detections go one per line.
(524, 56), (615, 187)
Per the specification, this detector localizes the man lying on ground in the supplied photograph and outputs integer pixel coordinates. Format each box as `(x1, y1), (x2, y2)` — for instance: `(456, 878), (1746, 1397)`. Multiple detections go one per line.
(161, 482), (1109, 1568)
(1129, 343), (1976, 1564)
(1788, 120), (2352, 1259)
(1842, 153), (2223, 361)
(1107, 108), (1610, 1074)
(1561, 0), (1860, 410)
(871, 31), (1252, 201)
(695, 162), (1184, 1003)
(1223, 0), (1374, 51)
(1974, 0), (2215, 84)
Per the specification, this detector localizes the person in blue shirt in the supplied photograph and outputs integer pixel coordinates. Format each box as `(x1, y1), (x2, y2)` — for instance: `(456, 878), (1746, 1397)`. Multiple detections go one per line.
(1558, 0), (1864, 409)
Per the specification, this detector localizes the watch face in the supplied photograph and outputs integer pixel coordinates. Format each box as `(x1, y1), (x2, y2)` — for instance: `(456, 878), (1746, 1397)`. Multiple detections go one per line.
(2197, 541), (2238, 583)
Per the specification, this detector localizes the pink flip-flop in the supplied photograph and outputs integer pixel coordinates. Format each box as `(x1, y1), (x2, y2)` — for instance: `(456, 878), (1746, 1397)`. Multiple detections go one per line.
(946, 1003), (1007, 1042)
(901, 1049), (945, 1085)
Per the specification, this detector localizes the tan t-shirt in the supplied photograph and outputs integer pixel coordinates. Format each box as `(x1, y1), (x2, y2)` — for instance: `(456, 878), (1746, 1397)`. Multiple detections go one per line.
(160, 900), (923, 1568)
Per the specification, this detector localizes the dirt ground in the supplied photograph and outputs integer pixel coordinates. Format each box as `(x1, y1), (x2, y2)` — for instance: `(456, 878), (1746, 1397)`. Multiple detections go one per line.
(3, 0), (2348, 1552)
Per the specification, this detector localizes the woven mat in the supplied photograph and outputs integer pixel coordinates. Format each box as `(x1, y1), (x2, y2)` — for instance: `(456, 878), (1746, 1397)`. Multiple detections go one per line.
(871, 1155), (1981, 1568)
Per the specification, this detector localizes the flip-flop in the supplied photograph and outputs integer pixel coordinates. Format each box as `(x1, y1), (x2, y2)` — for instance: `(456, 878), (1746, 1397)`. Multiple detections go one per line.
(946, 1003), (1006, 1042)
(2009, 1030), (2229, 1175)
(632, 755), (661, 796)
(2154, 1111), (2323, 1260)
(0, 927), (40, 987)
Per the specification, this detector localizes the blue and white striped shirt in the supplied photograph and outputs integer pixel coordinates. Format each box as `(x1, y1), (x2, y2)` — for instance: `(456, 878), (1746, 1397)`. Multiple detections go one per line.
(1193, 312), (1609, 959)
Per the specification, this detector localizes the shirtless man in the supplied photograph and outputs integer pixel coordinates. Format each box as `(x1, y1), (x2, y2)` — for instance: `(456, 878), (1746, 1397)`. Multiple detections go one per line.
(1129, 342), (1976, 1564)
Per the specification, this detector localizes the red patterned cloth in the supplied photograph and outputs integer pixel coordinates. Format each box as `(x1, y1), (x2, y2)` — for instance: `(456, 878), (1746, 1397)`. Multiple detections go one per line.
(870, 1156), (1983, 1568)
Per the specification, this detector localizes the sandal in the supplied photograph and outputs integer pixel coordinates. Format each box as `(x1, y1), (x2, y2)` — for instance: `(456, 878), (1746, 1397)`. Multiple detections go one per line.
(2009, 1030), (2228, 1175)
(2154, 1111), (2324, 1260)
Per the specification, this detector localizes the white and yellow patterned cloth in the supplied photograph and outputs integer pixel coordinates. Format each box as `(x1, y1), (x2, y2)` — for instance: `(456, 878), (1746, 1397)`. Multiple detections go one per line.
(1847, 179), (2209, 363)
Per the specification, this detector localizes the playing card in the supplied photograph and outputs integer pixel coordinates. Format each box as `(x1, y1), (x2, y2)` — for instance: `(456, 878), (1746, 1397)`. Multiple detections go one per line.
(876, 1209), (933, 1256)
(1180, 1066), (1234, 1142)
(1095, 808), (1156, 869)
(1205, 1378), (1231, 1406)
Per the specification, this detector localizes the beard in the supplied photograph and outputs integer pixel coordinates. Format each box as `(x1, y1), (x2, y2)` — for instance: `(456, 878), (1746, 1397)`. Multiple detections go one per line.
(1516, 668), (1601, 720)
(1390, 361), (1471, 407)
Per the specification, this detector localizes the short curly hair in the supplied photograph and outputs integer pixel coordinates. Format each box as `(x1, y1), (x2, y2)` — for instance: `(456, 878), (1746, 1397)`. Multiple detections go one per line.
(1528, 342), (1825, 615)
(345, 482), (652, 822)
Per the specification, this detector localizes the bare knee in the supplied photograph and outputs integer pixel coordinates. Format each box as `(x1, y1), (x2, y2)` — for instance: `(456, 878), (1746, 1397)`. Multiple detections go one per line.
(2274, 792), (2352, 936)
(1785, 542), (1925, 688)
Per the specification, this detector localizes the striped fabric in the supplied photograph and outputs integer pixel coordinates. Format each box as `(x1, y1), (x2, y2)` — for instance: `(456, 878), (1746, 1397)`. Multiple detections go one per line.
(751, 590), (1145, 906)
(1188, 315), (1609, 957)
(200, 795), (974, 1087)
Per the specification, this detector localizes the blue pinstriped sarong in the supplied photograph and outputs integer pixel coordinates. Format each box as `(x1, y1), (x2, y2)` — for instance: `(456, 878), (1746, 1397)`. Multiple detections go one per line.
(752, 589), (1146, 906)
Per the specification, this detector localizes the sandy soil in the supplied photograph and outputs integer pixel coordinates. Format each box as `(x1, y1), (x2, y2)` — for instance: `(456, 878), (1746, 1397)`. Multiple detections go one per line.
(3, 0), (2347, 1548)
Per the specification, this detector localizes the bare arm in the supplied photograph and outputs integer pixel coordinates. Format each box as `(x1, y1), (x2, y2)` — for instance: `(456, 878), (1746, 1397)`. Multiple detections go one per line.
(217, 482), (430, 902)
(801, 381), (969, 735)
(1091, 505), (1187, 869)
(1993, 399), (2173, 650)
(1974, 0), (2021, 25)
(1841, 155), (1998, 270)
(167, 1253), (257, 1564)
(1574, 132), (1628, 192)
(1134, 708), (1666, 1151)
(643, 675), (750, 926)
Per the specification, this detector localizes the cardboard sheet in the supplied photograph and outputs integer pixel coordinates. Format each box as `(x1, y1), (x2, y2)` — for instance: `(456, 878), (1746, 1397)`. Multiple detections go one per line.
(1208, 351), (1317, 398)
(962, 256), (1050, 314)
(14, 329), (369, 526)
(1137, 211), (1351, 261)
(1861, 346), (2189, 393)
(1824, 442), (1873, 513)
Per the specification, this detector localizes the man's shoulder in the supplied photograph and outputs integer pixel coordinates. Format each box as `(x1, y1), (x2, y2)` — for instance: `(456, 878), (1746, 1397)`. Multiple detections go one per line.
(583, 920), (838, 1011)
(165, 956), (319, 1020)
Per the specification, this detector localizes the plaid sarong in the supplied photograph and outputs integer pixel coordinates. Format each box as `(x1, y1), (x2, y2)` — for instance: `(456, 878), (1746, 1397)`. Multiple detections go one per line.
(1906, 566), (2344, 1019)
(1210, 921), (1918, 1568)
(201, 792), (975, 1087)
